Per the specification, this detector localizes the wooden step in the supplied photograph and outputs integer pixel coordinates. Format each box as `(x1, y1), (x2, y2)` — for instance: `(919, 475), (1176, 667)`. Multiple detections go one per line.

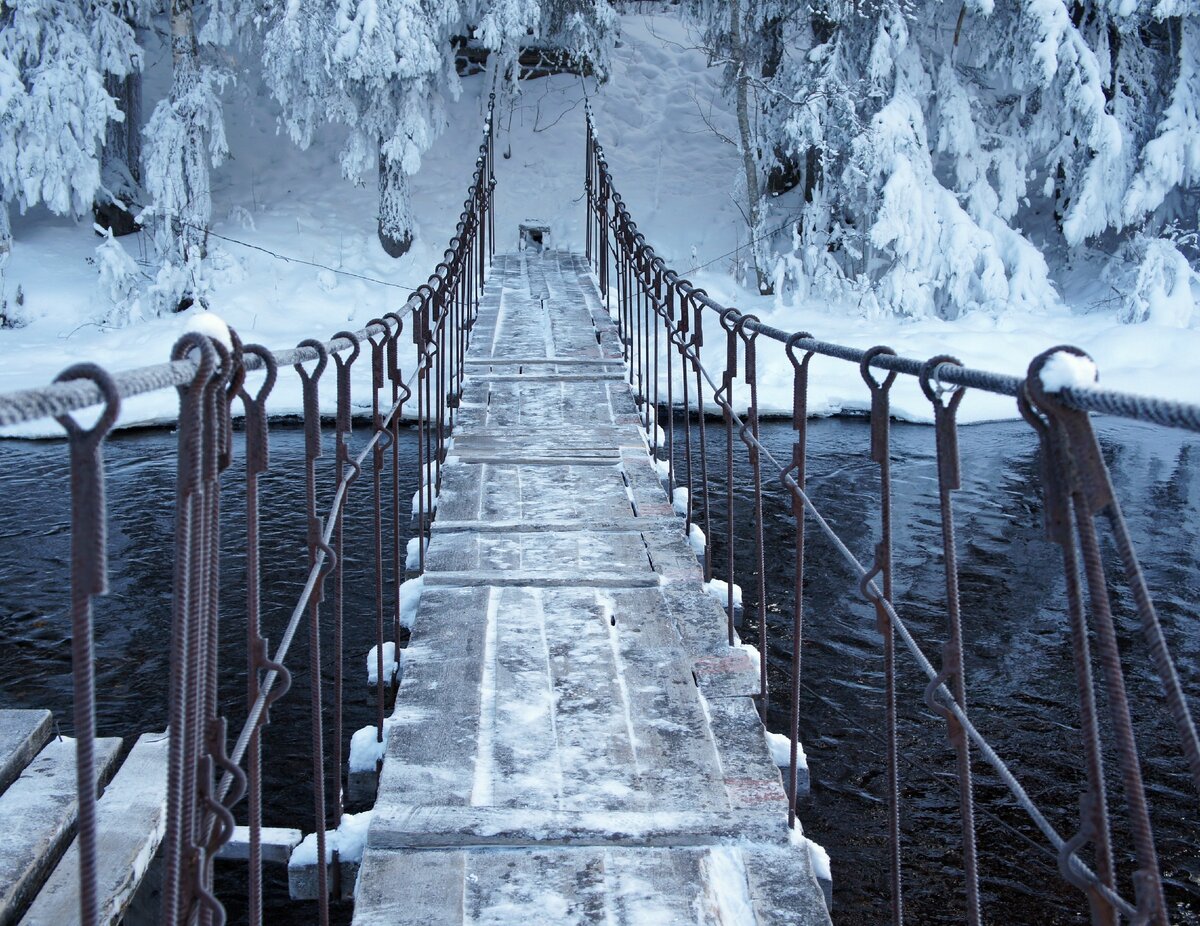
(0, 711), (53, 796)
(0, 735), (122, 926)
(20, 731), (169, 926)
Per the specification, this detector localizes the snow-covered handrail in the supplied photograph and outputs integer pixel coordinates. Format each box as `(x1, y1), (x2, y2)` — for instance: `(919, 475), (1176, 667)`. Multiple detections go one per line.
(586, 101), (1200, 926)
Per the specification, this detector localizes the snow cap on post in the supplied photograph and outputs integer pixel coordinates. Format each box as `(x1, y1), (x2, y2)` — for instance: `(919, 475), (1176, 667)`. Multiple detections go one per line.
(1037, 348), (1099, 393)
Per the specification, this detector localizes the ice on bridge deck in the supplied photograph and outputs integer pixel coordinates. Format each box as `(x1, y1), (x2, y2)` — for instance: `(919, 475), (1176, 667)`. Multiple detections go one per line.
(352, 251), (830, 925)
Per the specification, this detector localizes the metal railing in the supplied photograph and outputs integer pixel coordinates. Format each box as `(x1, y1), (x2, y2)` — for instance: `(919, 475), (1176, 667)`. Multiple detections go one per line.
(586, 102), (1200, 926)
(0, 94), (496, 926)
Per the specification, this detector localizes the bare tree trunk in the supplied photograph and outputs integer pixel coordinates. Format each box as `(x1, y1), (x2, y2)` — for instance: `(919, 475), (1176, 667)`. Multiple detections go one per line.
(0, 203), (9, 269)
(172, 0), (207, 259)
(0, 203), (24, 329)
(95, 67), (143, 236)
(378, 147), (413, 258)
(730, 0), (772, 295)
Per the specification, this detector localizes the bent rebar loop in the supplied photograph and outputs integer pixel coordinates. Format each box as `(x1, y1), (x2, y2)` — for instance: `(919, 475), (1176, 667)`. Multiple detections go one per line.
(858, 343), (903, 926)
(917, 353), (982, 926)
(52, 362), (120, 926)
(1025, 347), (1170, 926)
(293, 335), (334, 925)
(779, 331), (816, 828)
(733, 313), (768, 705)
(236, 340), (278, 926)
(162, 332), (217, 926)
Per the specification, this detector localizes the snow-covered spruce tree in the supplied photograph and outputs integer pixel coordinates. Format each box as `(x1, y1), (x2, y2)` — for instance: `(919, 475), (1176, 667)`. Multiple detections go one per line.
(265, 0), (462, 258)
(140, 0), (231, 311)
(714, 0), (1199, 322)
(0, 0), (139, 320)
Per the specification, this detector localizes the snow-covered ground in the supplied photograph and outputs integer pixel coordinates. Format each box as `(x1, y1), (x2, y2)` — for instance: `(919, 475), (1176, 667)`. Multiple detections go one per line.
(1, 11), (1196, 437)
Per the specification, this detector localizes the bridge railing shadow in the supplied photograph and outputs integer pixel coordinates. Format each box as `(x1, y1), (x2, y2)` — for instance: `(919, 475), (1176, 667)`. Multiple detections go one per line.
(585, 101), (1200, 926)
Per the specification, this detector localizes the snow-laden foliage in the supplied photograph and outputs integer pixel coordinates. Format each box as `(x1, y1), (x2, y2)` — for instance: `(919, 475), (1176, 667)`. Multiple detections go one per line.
(0, 0), (133, 220)
(140, 3), (231, 312)
(691, 0), (1200, 322)
(263, 0), (463, 255)
(264, 0), (615, 255)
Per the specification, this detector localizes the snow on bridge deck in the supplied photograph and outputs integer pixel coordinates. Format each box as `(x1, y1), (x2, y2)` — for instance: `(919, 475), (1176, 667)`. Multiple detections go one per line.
(352, 251), (830, 925)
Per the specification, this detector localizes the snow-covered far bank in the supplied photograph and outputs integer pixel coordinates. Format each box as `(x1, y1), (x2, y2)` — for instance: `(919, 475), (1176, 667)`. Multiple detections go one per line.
(0, 11), (1196, 439)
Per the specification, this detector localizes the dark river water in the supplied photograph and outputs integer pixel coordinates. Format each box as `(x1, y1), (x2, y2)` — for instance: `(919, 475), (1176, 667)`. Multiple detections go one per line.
(0, 416), (1196, 924)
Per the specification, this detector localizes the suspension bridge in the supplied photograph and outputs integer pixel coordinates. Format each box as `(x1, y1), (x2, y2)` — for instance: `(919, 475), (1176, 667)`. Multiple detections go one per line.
(0, 93), (1196, 926)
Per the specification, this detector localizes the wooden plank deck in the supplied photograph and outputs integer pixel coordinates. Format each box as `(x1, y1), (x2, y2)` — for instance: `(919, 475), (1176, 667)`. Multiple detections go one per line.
(352, 251), (830, 925)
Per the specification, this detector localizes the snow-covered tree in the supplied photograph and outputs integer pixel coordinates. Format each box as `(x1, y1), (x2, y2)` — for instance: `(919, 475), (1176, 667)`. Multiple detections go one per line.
(140, 0), (230, 311)
(265, 0), (462, 257)
(696, 0), (1200, 322)
(0, 0), (139, 311)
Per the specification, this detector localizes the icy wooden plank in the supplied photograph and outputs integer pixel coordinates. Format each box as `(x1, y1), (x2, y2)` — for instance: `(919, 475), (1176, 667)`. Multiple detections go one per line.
(692, 647), (762, 699)
(216, 826), (303, 864)
(449, 436), (623, 465)
(0, 736), (122, 925)
(0, 710), (52, 796)
(20, 732), (168, 926)
(423, 530), (655, 584)
(642, 527), (708, 584)
(438, 463), (639, 525)
(372, 586), (489, 809)
(541, 589), (729, 813)
(463, 357), (625, 367)
(700, 696), (791, 812)
(353, 845), (830, 926)
(352, 848), (464, 924)
(368, 806), (788, 849)
(743, 844), (833, 923)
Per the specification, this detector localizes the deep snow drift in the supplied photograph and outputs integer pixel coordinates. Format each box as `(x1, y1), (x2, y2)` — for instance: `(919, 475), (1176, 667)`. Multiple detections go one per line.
(0, 12), (1196, 437)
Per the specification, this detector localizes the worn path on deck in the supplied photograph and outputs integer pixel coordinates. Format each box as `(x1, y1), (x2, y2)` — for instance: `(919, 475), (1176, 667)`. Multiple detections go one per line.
(352, 250), (830, 925)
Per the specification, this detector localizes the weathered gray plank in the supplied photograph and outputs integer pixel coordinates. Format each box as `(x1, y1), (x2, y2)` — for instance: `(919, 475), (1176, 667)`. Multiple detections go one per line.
(353, 846), (832, 926)
(368, 806), (789, 849)
(427, 527), (657, 578)
(21, 731), (168, 926)
(0, 736), (122, 925)
(0, 711), (52, 796)
(216, 826), (303, 864)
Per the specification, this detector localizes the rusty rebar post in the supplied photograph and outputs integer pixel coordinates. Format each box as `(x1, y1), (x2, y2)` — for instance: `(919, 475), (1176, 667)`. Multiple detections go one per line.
(919, 355), (981, 926)
(783, 333), (814, 827)
(716, 309), (741, 645)
(332, 331), (361, 831)
(238, 342), (276, 926)
(53, 364), (120, 926)
(1017, 385), (1117, 926)
(162, 333), (216, 926)
(295, 338), (331, 925)
(860, 344), (903, 926)
(735, 314), (767, 707)
(690, 292), (711, 581)
(1026, 350), (1168, 925)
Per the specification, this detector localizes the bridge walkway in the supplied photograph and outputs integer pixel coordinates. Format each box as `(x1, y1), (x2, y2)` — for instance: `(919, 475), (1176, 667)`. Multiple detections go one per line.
(352, 250), (830, 925)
